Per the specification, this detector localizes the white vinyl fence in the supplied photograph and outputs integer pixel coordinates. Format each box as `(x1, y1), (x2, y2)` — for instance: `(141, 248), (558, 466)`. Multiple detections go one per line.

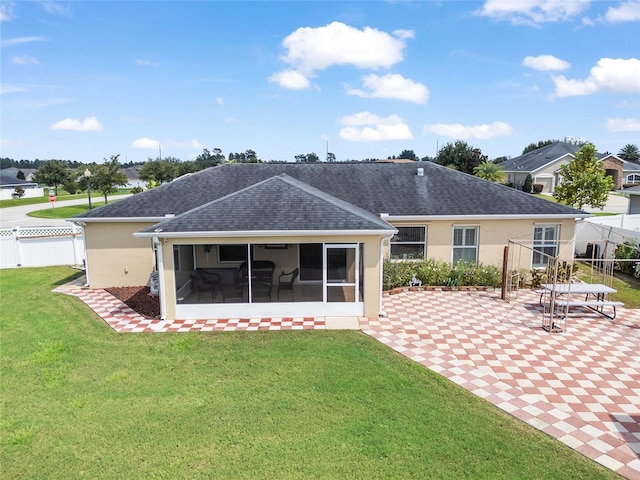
(0, 225), (85, 269)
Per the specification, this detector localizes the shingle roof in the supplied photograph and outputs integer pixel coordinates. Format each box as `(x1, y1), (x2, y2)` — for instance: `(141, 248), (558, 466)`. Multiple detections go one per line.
(139, 174), (395, 234)
(500, 141), (612, 173)
(72, 161), (586, 221)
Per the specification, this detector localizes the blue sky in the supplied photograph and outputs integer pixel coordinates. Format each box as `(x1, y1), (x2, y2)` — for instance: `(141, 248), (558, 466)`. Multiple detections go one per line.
(1, 1), (639, 164)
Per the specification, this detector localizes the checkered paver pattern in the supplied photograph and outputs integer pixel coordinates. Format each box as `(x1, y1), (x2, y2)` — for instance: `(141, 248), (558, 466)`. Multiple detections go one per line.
(54, 278), (325, 332)
(362, 289), (640, 479)
(55, 277), (640, 478)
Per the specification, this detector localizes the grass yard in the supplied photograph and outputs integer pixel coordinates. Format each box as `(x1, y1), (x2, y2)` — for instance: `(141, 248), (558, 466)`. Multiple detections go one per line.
(28, 203), (107, 220)
(0, 267), (619, 480)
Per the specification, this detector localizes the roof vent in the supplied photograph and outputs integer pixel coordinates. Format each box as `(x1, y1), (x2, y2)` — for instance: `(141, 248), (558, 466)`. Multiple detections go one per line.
(417, 167), (424, 177)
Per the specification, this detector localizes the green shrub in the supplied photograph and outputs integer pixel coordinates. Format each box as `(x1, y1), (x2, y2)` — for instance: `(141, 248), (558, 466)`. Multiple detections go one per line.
(383, 258), (502, 290)
(131, 186), (144, 194)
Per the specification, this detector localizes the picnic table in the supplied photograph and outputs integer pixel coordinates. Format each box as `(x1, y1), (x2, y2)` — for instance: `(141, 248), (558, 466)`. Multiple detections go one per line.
(539, 283), (623, 320)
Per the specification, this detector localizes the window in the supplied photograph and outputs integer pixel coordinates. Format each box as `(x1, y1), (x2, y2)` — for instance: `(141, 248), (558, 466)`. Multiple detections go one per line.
(218, 244), (248, 263)
(532, 225), (558, 268)
(626, 174), (640, 184)
(452, 226), (478, 263)
(390, 227), (426, 260)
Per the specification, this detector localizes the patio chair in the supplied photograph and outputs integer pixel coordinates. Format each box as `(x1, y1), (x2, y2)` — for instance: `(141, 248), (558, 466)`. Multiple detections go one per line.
(196, 269), (223, 300)
(190, 274), (215, 302)
(277, 268), (298, 301)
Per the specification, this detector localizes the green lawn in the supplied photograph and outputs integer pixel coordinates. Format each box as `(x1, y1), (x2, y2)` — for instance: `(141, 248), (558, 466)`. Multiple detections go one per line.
(0, 267), (619, 480)
(0, 190), (129, 209)
(28, 203), (106, 219)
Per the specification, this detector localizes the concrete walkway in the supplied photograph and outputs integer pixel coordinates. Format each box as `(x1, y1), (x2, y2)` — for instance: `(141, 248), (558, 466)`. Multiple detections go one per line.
(54, 277), (640, 478)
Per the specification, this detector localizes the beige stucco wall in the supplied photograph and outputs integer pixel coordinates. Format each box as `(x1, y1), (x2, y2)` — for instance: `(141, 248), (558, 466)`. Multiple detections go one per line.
(160, 235), (387, 320)
(84, 221), (156, 288)
(388, 218), (577, 270)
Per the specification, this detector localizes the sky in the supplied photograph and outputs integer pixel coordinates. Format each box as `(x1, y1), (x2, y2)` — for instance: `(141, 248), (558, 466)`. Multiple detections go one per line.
(1, 0), (639, 164)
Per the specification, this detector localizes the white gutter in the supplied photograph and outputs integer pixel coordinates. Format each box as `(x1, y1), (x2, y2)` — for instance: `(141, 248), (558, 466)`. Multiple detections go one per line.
(379, 233), (394, 317)
(152, 236), (167, 321)
(134, 229), (396, 239)
(386, 214), (591, 221)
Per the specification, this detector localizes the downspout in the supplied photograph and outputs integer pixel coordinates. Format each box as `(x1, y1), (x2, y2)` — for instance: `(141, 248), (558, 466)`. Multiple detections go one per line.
(153, 236), (167, 321)
(378, 234), (394, 317)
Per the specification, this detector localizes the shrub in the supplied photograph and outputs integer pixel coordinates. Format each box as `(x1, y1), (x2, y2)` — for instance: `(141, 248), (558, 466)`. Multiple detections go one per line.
(12, 186), (25, 199)
(63, 179), (79, 194)
(532, 184), (544, 194)
(615, 240), (639, 275)
(131, 186), (144, 194)
(383, 258), (502, 290)
(522, 174), (533, 193)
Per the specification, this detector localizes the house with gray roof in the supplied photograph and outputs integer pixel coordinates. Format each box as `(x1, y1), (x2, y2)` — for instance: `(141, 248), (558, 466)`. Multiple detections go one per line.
(70, 161), (588, 321)
(501, 141), (630, 194)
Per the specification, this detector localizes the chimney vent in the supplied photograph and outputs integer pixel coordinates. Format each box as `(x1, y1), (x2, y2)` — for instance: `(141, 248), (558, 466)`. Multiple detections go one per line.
(417, 167), (424, 177)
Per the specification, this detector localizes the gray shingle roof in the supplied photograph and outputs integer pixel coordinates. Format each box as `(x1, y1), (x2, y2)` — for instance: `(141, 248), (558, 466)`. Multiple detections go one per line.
(500, 141), (612, 173)
(140, 174), (395, 234)
(72, 161), (586, 222)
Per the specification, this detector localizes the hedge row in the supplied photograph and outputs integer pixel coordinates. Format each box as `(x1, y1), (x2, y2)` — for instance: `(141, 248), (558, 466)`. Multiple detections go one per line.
(383, 258), (502, 291)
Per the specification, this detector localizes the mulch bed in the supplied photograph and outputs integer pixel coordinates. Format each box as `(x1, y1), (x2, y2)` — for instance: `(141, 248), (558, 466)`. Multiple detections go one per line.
(105, 286), (160, 319)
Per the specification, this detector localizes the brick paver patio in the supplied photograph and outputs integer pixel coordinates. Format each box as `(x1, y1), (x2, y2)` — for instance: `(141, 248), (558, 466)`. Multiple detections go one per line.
(55, 278), (640, 478)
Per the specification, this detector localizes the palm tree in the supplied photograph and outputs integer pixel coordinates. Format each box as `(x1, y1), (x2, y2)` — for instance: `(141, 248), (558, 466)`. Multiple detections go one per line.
(618, 144), (640, 163)
(473, 161), (506, 183)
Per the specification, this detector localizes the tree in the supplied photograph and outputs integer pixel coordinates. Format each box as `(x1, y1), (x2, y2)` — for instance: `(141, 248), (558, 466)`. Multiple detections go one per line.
(12, 186), (25, 198)
(522, 139), (558, 154)
(244, 149), (260, 163)
(473, 161), (506, 183)
(91, 155), (129, 203)
(16, 170), (25, 180)
(435, 141), (487, 175)
(195, 148), (225, 169)
(553, 143), (614, 210)
(398, 149), (418, 161)
(618, 144), (640, 163)
(326, 152), (336, 162)
(32, 160), (72, 195)
(139, 158), (178, 187)
(523, 174), (533, 193)
(294, 153), (320, 163)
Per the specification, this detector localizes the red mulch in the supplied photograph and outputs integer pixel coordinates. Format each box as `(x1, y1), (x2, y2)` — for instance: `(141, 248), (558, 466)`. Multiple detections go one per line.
(105, 286), (160, 319)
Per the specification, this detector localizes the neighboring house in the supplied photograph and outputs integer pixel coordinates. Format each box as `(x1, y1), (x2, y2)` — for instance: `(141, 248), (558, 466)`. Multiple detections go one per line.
(69, 162), (588, 321)
(123, 165), (146, 190)
(621, 160), (640, 186)
(501, 142), (624, 193)
(619, 185), (640, 214)
(0, 174), (44, 200)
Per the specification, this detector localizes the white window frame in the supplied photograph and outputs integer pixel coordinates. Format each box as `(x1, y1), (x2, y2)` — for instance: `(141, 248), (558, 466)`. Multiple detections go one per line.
(532, 224), (559, 268)
(389, 226), (426, 260)
(452, 225), (479, 264)
(626, 174), (640, 184)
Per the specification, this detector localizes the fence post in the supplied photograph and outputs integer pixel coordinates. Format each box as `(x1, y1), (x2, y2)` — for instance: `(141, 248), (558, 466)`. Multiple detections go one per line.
(12, 227), (22, 267)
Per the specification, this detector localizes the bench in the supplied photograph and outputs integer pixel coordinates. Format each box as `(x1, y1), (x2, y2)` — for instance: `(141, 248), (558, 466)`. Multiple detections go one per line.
(552, 300), (624, 320)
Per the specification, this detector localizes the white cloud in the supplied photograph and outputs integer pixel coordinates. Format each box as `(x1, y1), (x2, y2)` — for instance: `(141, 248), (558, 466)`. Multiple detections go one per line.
(0, 84), (27, 94)
(216, 97), (224, 105)
(552, 58), (640, 97)
(606, 117), (640, 132)
(477, 0), (590, 25)
(522, 54), (570, 71)
(12, 55), (40, 65)
(1, 36), (47, 47)
(51, 116), (102, 132)
(604, 1), (640, 22)
(0, 2), (14, 22)
(339, 112), (413, 142)
(0, 138), (23, 147)
(422, 121), (515, 140)
(268, 69), (310, 90)
(132, 137), (160, 149)
(135, 58), (159, 67)
(271, 22), (412, 89)
(346, 73), (429, 104)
